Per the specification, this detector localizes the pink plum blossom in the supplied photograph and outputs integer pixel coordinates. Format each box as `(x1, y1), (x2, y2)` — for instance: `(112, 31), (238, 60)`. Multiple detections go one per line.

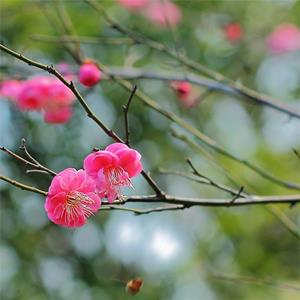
(45, 168), (101, 227)
(4, 75), (75, 124)
(144, 0), (181, 27)
(118, 0), (148, 10)
(171, 81), (192, 100)
(223, 23), (243, 43)
(266, 24), (300, 55)
(57, 62), (72, 76)
(170, 81), (200, 108)
(84, 143), (143, 203)
(0, 80), (22, 102)
(17, 77), (51, 110)
(43, 106), (73, 124)
(79, 62), (101, 87)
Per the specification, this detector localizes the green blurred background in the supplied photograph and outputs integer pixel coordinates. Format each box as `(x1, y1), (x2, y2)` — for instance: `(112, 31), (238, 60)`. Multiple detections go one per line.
(1, 0), (300, 299)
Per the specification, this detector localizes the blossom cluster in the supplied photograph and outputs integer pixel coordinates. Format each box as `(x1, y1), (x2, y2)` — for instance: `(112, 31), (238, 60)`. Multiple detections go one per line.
(118, 0), (181, 27)
(45, 143), (143, 228)
(0, 61), (101, 124)
(0, 76), (75, 123)
(266, 23), (300, 55)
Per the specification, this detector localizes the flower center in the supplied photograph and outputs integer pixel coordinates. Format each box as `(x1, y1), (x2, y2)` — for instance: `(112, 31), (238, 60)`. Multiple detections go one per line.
(103, 166), (132, 200)
(66, 191), (94, 218)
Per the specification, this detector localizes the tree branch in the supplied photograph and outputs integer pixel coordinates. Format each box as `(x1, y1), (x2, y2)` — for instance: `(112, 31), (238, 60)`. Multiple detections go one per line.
(0, 174), (48, 196)
(123, 85), (137, 145)
(171, 129), (300, 190)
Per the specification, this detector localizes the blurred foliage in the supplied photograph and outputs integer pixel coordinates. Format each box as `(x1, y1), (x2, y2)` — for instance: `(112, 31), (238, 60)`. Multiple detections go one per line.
(1, 0), (300, 300)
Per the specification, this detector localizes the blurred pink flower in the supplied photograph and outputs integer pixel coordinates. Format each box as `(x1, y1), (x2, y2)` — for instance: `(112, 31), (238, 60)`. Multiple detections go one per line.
(0, 80), (22, 102)
(118, 0), (148, 10)
(171, 81), (192, 100)
(170, 80), (198, 108)
(17, 76), (51, 110)
(223, 23), (243, 43)
(10, 75), (75, 123)
(144, 0), (181, 27)
(45, 168), (101, 227)
(84, 143), (143, 203)
(266, 23), (300, 54)
(43, 106), (73, 124)
(56, 62), (72, 76)
(79, 62), (101, 87)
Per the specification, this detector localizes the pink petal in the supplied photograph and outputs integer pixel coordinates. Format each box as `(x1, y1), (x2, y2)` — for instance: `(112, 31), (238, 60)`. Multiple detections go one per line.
(105, 143), (129, 154)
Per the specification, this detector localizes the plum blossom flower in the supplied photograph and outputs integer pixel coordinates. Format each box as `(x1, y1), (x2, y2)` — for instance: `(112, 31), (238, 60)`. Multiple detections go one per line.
(1, 75), (75, 124)
(266, 23), (300, 55)
(79, 61), (101, 87)
(45, 168), (101, 227)
(0, 80), (22, 102)
(118, 0), (148, 11)
(170, 81), (198, 108)
(171, 81), (192, 100)
(17, 77), (50, 110)
(223, 23), (243, 43)
(144, 0), (181, 27)
(43, 106), (73, 124)
(84, 143), (143, 203)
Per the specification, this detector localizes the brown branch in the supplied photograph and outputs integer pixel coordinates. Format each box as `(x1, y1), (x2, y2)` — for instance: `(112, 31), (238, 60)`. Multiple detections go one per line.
(0, 174), (48, 196)
(123, 85), (137, 145)
(171, 129), (300, 191)
(1, 174), (299, 208)
(19, 138), (56, 176)
(31, 34), (134, 45)
(210, 272), (300, 292)
(108, 194), (300, 207)
(1, 145), (56, 176)
(159, 168), (245, 197)
(100, 204), (186, 215)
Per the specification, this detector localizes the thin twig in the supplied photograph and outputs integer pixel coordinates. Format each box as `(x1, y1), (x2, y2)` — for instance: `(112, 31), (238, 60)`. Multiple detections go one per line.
(31, 34), (134, 45)
(100, 204), (186, 215)
(1, 145), (56, 177)
(293, 148), (300, 161)
(159, 168), (246, 197)
(0, 174), (47, 196)
(19, 138), (56, 176)
(229, 186), (244, 205)
(123, 85), (137, 145)
(210, 273), (300, 292)
(267, 205), (300, 240)
(171, 129), (300, 190)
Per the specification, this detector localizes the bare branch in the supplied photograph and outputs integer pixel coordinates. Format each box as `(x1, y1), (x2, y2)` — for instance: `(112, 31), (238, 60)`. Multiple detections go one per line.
(159, 168), (245, 197)
(19, 138), (56, 176)
(1, 174), (299, 208)
(100, 204), (186, 215)
(1, 145), (56, 177)
(31, 34), (134, 45)
(210, 272), (300, 292)
(123, 85), (137, 145)
(0, 174), (47, 196)
(293, 148), (300, 161)
(171, 129), (300, 190)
